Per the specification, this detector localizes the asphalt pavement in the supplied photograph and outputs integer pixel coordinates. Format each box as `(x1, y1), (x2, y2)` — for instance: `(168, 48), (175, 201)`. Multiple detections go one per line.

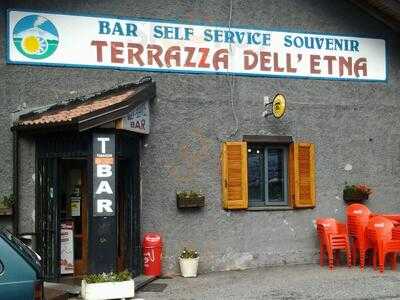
(135, 264), (400, 300)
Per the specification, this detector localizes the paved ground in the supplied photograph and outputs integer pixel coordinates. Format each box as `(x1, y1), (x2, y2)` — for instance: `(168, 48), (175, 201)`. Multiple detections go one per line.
(135, 264), (400, 300)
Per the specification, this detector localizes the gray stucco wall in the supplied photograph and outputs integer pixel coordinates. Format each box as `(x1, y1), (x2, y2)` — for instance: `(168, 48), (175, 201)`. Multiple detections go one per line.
(1, 0), (400, 274)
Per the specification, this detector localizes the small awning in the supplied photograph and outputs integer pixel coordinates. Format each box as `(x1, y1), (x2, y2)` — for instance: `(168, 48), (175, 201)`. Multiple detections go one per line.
(12, 77), (156, 132)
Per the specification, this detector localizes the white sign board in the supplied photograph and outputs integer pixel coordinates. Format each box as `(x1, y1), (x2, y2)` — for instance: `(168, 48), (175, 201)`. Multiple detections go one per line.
(122, 102), (150, 134)
(7, 10), (386, 81)
(60, 222), (74, 274)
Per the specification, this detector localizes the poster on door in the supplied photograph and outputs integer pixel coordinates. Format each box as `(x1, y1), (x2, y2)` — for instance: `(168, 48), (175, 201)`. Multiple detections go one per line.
(60, 221), (74, 274)
(70, 196), (81, 217)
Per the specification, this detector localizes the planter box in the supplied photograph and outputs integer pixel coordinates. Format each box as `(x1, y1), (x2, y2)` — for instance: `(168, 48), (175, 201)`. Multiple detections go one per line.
(81, 279), (135, 300)
(176, 195), (205, 209)
(179, 257), (199, 277)
(0, 208), (12, 216)
(343, 192), (369, 203)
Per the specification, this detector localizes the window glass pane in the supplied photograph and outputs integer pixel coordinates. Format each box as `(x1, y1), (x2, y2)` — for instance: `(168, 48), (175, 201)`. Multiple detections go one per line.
(267, 148), (285, 203)
(248, 147), (264, 203)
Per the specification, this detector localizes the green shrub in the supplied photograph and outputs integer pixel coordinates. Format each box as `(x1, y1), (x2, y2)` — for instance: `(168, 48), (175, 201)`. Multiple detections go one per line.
(84, 270), (132, 284)
(179, 247), (199, 259)
(343, 183), (372, 197)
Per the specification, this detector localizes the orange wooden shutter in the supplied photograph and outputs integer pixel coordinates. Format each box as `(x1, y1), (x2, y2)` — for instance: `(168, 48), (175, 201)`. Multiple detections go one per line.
(289, 143), (316, 208)
(220, 141), (248, 210)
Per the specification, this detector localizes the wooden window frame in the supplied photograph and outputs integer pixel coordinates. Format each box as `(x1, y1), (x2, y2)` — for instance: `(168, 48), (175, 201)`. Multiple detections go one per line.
(221, 140), (315, 210)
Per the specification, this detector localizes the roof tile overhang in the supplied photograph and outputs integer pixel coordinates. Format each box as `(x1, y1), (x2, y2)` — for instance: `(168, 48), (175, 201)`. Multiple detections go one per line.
(12, 77), (156, 133)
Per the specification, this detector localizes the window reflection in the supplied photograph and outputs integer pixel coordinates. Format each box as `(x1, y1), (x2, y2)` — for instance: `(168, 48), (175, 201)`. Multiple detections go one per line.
(248, 147), (264, 204)
(267, 149), (284, 202)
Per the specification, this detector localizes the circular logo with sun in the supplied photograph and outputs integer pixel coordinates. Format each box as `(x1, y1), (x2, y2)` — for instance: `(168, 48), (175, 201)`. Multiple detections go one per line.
(13, 15), (59, 59)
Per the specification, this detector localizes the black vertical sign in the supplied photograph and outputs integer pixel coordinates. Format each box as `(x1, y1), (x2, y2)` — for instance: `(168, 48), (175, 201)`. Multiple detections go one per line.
(93, 134), (115, 216)
(90, 133), (116, 273)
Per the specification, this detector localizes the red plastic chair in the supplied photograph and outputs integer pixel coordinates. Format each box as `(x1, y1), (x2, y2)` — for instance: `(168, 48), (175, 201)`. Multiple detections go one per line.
(316, 218), (352, 270)
(367, 216), (400, 273)
(346, 203), (373, 270)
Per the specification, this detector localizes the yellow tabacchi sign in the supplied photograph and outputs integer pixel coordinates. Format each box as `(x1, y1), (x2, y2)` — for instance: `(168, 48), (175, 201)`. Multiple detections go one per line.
(272, 93), (286, 119)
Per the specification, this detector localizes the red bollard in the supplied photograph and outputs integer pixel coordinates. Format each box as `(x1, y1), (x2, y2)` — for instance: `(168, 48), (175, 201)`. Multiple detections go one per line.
(143, 232), (162, 276)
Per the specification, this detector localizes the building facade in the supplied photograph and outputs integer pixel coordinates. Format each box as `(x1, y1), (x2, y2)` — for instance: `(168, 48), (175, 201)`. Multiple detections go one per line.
(1, 0), (399, 277)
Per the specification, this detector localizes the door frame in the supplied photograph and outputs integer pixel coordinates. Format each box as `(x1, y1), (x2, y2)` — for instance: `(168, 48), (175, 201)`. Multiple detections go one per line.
(115, 131), (142, 276)
(36, 157), (60, 280)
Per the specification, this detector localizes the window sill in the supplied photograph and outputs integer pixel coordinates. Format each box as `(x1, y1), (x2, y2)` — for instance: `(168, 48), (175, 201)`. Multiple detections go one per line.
(247, 206), (293, 211)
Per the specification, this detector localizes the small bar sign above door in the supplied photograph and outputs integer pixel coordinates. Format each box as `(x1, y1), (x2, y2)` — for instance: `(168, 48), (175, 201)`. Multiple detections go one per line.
(120, 101), (150, 134)
(93, 133), (115, 217)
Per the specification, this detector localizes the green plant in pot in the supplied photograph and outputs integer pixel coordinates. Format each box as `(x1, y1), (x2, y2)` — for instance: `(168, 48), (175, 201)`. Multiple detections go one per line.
(0, 194), (15, 209)
(343, 183), (372, 203)
(179, 248), (199, 278)
(81, 270), (135, 300)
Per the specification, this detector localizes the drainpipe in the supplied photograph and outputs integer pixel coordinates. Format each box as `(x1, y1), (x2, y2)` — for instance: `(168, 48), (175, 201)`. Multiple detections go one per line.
(12, 129), (19, 235)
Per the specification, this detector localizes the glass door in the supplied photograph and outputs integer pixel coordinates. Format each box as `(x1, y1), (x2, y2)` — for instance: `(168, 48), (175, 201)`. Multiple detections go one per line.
(59, 159), (88, 276)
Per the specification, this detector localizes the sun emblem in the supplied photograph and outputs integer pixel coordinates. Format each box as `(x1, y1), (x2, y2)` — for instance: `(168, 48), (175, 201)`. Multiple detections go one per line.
(13, 15), (59, 59)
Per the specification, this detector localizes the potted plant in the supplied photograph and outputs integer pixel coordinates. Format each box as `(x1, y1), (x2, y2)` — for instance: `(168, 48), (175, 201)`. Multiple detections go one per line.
(81, 270), (134, 300)
(0, 194), (14, 215)
(343, 183), (372, 203)
(176, 191), (205, 209)
(179, 248), (199, 277)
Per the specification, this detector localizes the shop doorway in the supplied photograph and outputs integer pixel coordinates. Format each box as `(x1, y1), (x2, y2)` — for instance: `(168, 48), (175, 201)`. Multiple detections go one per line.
(35, 132), (142, 280)
(36, 157), (90, 279)
(59, 159), (88, 276)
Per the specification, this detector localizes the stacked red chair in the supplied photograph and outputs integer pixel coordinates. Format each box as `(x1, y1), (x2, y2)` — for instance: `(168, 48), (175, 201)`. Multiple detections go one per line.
(346, 203), (373, 270)
(367, 216), (400, 273)
(316, 218), (352, 270)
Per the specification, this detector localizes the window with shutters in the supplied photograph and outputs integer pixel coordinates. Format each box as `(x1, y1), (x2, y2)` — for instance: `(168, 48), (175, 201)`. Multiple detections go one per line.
(248, 144), (288, 207)
(221, 140), (316, 210)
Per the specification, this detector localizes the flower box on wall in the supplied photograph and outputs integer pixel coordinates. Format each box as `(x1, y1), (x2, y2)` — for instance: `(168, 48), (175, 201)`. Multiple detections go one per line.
(343, 193), (369, 203)
(81, 279), (135, 300)
(176, 191), (205, 209)
(343, 183), (372, 204)
(0, 194), (14, 215)
(0, 208), (12, 216)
